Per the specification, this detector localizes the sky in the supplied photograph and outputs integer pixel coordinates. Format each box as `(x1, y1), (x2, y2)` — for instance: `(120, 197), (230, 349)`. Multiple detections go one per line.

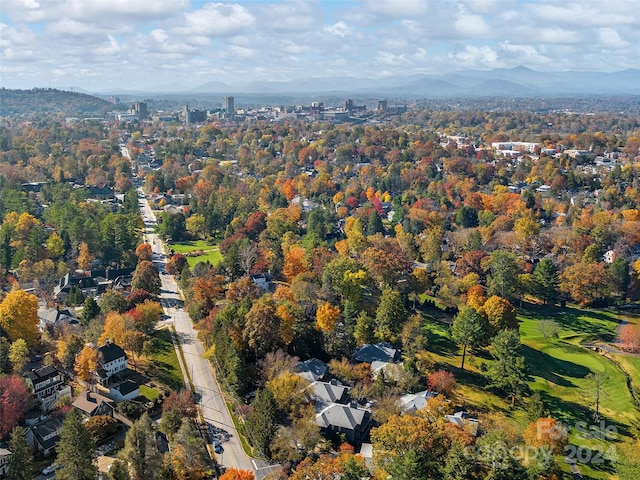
(1, 0), (639, 92)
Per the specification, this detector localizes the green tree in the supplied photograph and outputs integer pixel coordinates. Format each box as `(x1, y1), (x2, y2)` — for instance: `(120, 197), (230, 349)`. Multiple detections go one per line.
(7, 425), (32, 480)
(107, 460), (131, 480)
(484, 250), (520, 303)
(486, 330), (527, 408)
(455, 206), (479, 228)
(131, 260), (161, 295)
(367, 209), (384, 235)
(166, 419), (211, 479)
(80, 297), (101, 324)
(375, 287), (409, 342)
(99, 290), (128, 314)
(8, 338), (28, 373)
(56, 408), (98, 480)
(608, 257), (630, 299)
(245, 388), (277, 457)
(532, 258), (559, 304)
(0, 337), (10, 374)
(451, 307), (488, 370)
(120, 413), (162, 480)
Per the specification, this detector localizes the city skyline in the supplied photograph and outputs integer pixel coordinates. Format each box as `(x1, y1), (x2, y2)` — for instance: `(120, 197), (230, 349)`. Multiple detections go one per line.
(1, 0), (639, 92)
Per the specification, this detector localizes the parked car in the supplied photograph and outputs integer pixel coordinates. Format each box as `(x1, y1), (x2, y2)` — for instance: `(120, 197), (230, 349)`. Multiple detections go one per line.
(42, 463), (61, 474)
(213, 441), (223, 454)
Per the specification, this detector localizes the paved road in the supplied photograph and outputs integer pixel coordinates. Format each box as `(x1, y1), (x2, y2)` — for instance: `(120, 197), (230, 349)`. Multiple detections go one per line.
(137, 191), (279, 478)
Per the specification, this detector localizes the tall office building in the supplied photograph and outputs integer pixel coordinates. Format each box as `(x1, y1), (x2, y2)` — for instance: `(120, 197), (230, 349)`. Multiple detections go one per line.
(223, 96), (235, 115)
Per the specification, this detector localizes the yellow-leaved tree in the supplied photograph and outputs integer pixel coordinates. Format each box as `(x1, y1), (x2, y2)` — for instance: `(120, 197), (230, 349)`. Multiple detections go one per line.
(316, 302), (341, 333)
(0, 290), (39, 345)
(75, 345), (98, 381)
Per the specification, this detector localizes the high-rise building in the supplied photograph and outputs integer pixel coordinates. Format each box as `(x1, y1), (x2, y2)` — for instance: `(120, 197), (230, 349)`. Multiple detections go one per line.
(223, 96), (235, 115)
(134, 101), (148, 119)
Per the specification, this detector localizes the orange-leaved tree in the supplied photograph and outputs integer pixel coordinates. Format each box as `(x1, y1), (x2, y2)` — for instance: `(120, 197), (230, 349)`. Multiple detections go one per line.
(219, 468), (255, 480)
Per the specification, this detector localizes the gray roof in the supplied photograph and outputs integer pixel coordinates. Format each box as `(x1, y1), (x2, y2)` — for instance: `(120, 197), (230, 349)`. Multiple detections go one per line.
(400, 390), (438, 412)
(309, 381), (350, 409)
(353, 342), (400, 364)
(295, 358), (329, 383)
(30, 416), (63, 451)
(316, 403), (370, 431)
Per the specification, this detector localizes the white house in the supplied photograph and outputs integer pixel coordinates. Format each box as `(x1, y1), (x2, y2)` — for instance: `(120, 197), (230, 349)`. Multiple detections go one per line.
(96, 341), (128, 386)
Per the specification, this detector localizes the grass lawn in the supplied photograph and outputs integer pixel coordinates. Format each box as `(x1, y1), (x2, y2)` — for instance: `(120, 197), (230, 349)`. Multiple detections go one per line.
(167, 240), (223, 268)
(139, 384), (160, 402)
(143, 329), (184, 391)
(420, 303), (640, 479)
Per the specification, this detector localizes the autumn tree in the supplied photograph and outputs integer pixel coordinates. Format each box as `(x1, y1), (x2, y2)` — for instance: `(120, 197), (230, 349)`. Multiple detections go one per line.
(77, 241), (93, 270)
(481, 295), (518, 334)
(100, 311), (129, 345)
(316, 301), (341, 333)
(243, 297), (280, 359)
(0, 289), (39, 345)
(162, 390), (197, 419)
(620, 323), (640, 352)
(135, 243), (153, 262)
(219, 469), (255, 480)
(56, 408), (98, 480)
(0, 375), (31, 438)
(266, 371), (309, 417)
(427, 370), (457, 398)
(560, 261), (611, 305)
(75, 345), (98, 382)
(166, 419), (211, 480)
(371, 402), (472, 479)
(451, 307), (488, 370)
(523, 417), (567, 454)
(166, 253), (188, 277)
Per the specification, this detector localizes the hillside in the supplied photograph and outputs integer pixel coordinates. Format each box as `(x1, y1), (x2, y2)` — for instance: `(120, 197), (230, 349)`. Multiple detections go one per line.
(0, 88), (112, 117)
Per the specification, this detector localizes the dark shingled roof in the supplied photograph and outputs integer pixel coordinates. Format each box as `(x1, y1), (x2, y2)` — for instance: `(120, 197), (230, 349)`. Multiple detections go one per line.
(99, 342), (127, 363)
(26, 365), (60, 384)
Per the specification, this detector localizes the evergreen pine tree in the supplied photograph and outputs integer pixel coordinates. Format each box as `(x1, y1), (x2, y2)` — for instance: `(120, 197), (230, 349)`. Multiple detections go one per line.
(7, 426), (32, 480)
(56, 408), (98, 480)
(120, 413), (162, 480)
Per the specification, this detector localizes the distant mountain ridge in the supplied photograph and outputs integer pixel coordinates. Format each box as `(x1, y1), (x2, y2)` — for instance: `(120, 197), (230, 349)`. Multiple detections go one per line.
(147, 66), (640, 97)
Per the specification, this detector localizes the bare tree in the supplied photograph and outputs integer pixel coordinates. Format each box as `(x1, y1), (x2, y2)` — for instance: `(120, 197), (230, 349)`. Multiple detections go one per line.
(586, 372), (606, 422)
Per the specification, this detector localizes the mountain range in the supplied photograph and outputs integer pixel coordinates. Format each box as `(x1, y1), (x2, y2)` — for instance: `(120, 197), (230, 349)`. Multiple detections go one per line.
(90, 66), (640, 98)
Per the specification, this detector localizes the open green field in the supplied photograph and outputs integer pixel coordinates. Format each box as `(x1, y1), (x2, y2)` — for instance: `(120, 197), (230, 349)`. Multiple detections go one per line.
(144, 328), (184, 391)
(421, 304), (640, 479)
(167, 240), (223, 268)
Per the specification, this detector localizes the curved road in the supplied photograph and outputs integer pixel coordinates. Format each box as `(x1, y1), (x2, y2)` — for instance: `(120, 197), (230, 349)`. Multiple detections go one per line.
(137, 189), (276, 478)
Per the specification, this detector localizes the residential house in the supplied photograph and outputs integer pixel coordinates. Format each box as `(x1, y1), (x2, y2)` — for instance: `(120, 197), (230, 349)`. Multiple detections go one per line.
(26, 416), (63, 456)
(72, 391), (116, 417)
(352, 342), (401, 364)
(446, 411), (480, 437)
(309, 380), (350, 409)
(294, 358), (329, 383)
(315, 402), (372, 446)
(400, 390), (439, 413)
(0, 447), (10, 477)
(109, 379), (140, 401)
(250, 273), (271, 291)
(38, 306), (79, 332)
(53, 268), (135, 302)
(96, 341), (128, 386)
(25, 365), (72, 412)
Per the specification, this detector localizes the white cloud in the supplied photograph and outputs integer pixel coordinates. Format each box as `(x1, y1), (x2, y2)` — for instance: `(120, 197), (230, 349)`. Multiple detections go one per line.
(598, 28), (629, 49)
(179, 3), (254, 37)
(324, 21), (348, 38)
(450, 45), (501, 68)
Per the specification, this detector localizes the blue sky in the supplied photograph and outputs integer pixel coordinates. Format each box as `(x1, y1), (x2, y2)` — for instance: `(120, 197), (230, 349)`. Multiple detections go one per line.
(1, 0), (638, 91)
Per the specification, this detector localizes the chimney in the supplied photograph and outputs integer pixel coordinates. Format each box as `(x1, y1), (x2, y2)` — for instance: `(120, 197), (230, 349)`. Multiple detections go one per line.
(86, 391), (91, 401)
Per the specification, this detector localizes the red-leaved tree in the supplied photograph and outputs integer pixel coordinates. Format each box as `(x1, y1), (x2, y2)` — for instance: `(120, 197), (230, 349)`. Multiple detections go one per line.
(427, 370), (458, 398)
(620, 324), (640, 353)
(0, 375), (31, 438)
